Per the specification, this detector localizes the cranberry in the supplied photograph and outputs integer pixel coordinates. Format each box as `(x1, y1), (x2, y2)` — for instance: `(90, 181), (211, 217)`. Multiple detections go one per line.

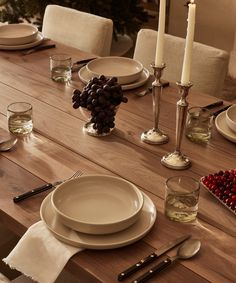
(202, 169), (236, 214)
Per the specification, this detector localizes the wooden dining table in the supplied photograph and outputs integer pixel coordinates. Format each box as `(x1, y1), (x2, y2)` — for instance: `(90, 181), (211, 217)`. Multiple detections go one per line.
(0, 42), (235, 283)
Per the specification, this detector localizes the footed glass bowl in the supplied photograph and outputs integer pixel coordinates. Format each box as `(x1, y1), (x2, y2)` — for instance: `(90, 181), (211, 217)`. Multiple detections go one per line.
(80, 106), (118, 137)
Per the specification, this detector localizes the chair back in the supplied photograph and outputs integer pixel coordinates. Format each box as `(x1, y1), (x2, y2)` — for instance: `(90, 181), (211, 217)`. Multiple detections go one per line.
(42, 5), (113, 56)
(133, 29), (229, 97)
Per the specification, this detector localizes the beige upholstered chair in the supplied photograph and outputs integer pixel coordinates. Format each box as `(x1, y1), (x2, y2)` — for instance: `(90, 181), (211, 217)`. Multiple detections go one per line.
(133, 29), (230, 97)
(42, 5), (113, 56)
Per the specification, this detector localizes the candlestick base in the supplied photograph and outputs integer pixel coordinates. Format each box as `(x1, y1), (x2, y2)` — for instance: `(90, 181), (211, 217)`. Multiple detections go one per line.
(141, 129), (169, 144)
(161, 151), (191, 170)
(161, 81), (193, 170)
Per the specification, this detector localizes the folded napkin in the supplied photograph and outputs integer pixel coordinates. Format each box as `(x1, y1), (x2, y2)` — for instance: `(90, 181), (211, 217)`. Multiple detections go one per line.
(3, 221), (82, 283)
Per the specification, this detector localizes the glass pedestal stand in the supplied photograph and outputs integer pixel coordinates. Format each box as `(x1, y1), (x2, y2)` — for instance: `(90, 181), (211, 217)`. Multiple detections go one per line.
(161, 82), (193, 170)
(141, 63), (169, 144)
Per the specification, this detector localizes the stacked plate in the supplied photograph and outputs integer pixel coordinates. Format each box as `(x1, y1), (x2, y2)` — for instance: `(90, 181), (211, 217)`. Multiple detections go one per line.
(215, 104), (236, 143)
(40, 175), (157, 249)
(78, 56), (150, 90)
(0, 23), (44, 50)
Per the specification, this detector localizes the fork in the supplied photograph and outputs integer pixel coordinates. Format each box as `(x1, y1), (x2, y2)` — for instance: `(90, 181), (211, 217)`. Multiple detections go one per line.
(13, 170), (83, 203)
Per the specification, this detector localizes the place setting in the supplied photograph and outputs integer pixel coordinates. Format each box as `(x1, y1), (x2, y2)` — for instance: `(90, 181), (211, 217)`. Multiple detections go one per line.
(4, 173), (157, 282)
(0, 23), (55, 53)
(78, 56), (150, 90)
(40, 174), (157, 249)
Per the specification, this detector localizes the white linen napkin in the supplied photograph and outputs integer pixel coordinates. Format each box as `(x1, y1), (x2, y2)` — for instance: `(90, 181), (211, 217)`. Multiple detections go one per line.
(3, 221), (82, 283)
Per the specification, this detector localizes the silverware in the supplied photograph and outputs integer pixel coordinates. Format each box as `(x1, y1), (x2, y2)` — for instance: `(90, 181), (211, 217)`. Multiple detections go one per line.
(203, 100), (223, 109)
(136, 87), (152, 97)
(22, 44), (56, 55)
(136, 81), (169, 97)
(0, 137), (18, 152)
(71, 57), (97, 72)
(117, 234), (191, 281)
(133, 239), (201, 283)
(13, 170), (82, 203)
(212, 104), (232, 117)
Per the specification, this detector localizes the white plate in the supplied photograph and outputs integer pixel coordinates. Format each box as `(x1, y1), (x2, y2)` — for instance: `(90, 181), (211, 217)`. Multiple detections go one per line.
(51, 175), (144, 235)
(86, 56), (143, 85)
(40, 191), (156, 249)
(0, 32), (44, 50)
(78, 65), (150, 91)
(215, 111), (236, 143)
(0, 23), (38, 45)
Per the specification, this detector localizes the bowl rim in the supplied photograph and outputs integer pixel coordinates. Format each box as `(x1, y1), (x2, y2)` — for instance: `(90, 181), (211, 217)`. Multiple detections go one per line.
(226, 104), (236, 127)
(51, 174), (144, 226)
(86, 56), (143, 79)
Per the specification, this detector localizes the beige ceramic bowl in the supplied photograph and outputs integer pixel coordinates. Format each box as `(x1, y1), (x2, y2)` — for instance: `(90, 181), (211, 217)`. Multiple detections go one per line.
(0, 24), (38, 45)
(51, 175), (144, 235)
(86, 56), (143, 85)
(226, 104), (236, 133)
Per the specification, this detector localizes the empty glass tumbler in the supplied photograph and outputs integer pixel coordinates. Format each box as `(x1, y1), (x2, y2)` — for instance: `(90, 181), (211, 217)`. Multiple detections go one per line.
(7, 102), (33, 135)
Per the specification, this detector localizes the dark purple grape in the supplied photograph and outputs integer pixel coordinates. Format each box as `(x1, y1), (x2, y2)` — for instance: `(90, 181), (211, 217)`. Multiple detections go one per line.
(72, 75), (128, 134)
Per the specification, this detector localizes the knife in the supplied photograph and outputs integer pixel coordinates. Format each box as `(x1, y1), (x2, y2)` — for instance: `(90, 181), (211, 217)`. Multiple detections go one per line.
(117, 234), (191, 281)
(212, 104), (232, 117)
(71, 57), (97, 72)
(13, 179), (64, 203)
(204, 100), (223, 109)
(22, 44), (56, 55)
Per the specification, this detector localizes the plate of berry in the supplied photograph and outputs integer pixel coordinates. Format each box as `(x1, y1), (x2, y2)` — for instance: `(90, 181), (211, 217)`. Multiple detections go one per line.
(201, 169), (236, 216)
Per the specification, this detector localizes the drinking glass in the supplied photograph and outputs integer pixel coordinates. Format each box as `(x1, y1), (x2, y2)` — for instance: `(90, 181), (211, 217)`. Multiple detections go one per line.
(7, 102), (33, 135)
(50, 54), (72, 82)
(164, 176), (200, 222)
(185, 107), (213, 143)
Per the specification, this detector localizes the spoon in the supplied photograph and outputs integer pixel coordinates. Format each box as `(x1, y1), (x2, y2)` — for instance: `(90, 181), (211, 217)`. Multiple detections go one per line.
(136, 87), (152, 97)
(0, 137), (18, 152)
(133, 239), (201, 283)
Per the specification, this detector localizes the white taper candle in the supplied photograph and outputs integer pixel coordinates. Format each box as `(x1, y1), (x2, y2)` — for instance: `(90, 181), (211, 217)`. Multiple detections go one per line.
(155, 0), (166, 67)
(180, 0), (196, 85)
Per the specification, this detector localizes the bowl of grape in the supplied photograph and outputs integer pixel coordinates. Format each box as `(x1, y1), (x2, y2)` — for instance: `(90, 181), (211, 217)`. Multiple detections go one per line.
(72, 75), (128, 136)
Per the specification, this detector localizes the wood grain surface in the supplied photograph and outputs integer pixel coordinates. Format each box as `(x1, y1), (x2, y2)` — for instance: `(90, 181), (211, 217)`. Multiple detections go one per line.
(0, 43), (235, 283)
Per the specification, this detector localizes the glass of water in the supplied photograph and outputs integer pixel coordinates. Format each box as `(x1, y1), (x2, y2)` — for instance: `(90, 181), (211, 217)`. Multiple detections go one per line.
(164, 176), (200, 222)
(7, 102), (33, 135)
(50, 54), (72, 83)
(185, 107), (213, 143)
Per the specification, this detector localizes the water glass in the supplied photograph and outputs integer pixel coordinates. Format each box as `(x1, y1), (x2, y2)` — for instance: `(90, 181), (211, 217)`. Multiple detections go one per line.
(185, 107), (213, 143)
(50, 54), (72, 82)
(164, 176), (200, 222)
(7, 102), (33, 135)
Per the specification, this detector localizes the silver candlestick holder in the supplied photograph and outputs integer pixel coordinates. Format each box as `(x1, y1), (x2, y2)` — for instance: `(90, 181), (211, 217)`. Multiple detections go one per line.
(161, 81), (193, 170)
(141, 63), (169, 144)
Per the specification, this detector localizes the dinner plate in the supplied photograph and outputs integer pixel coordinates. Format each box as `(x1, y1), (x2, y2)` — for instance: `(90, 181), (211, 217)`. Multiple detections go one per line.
(40, 191), (156, 249)
(78, 65), (150, 91)
(0, 32), (44, 50)
(215, 110), (236, 143)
